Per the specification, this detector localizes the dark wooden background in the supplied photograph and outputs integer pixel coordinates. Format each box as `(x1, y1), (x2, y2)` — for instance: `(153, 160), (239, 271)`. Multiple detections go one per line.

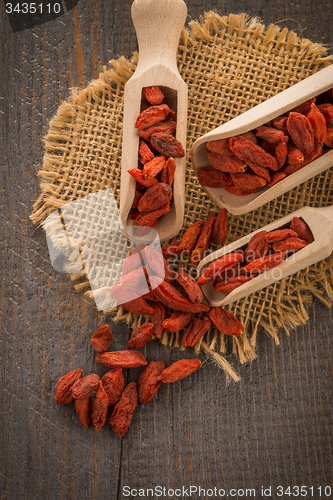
(1, 1), (333, 499)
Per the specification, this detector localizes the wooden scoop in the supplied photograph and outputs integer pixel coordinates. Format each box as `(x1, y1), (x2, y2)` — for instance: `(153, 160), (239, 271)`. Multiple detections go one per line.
(191, 65), (333, 215)
(197, 205), (333, 307)
(120, 0), (188, 242)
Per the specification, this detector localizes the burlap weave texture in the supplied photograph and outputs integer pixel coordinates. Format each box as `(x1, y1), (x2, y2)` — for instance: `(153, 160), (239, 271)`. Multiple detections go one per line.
(31, 12), (333, 380)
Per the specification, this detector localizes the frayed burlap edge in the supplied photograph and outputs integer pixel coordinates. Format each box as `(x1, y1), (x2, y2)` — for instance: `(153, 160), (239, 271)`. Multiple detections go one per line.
(31, 12), (333, 383)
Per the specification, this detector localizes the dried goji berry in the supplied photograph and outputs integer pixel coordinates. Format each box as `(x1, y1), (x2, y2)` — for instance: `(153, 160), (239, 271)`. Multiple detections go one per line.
(54, 368), (83, 405)
(230, 172), (267, 190)
(143, 86), (165, 105)
(109, 382), (138, 437)
(176, 268), (204, 304)
(158, 359), (201, 383)
(160, 157), (176, 187)
(163, 311), (193, 333)
(213, 274), (253, 294)
(150, 132), (185, 158)
(229, 136), (279, 170)
(272, 236), (308, 252)
(256, 125), (288, 144)
(318, 103), (333, 127)
(142, 155), (166, 178)
(128, 323), (154, 349)
(197, 167), (232, 188)
(72, 374), (100, 400)
(96, 351), (147, 369)
(307, 103), (327, 144)
(91, 324), (113, 354)
(149, 302), (166, 339)
(182, 317), (211, 347)
(111, 285), (154, 315)
(101, 368), (125, 406)
(207, 152), (247, 173)
(289, 217), (314, 243)
(191, 213), (215, 265)
(138, 120), (177, 141)
(275, 141), (288, 169)
(128, 168), (159, 187)
(206, 138), (233, 155)
(265, 228), (298, 243)
(138, 360), (165, 404)
(134, 202), (171, 227)
(267, 171), (286, 187)
(161, 241), (180, 259)
(244, 231), (269, 263)
(287, 112), (314, 154)
(243, 251), (287, 274)
(91, 381), (109, 431)
(138, 140), (155, 164)
(208, 307), (244, 336)
(75, 396), (92, 428)
(137, 183), (172, 212)
(211, 208), (228, 245)
(135, 104), (173, 130)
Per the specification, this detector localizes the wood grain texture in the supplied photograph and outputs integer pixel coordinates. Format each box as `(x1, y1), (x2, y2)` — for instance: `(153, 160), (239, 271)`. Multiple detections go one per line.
(1, 1), (332, 499)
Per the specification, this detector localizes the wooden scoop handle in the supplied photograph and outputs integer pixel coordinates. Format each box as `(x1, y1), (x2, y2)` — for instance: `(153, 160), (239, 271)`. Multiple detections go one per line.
(131, 0), (187, 73)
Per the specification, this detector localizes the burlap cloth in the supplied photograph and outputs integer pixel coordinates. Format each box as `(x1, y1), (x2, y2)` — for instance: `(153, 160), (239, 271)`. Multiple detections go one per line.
(31, 12), (333, 381)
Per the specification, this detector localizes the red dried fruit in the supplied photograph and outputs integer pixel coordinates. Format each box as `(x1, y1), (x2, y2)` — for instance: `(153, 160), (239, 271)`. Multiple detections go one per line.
(290, 217), (314, 243)
(214, 274), (254, 293)
(206, 138), (233, 155)
(96, 350), (147, 369)
(243, 251), (287, 274)
(244, 231), (269, 263)
(131, 189), (143, 209)
(191, 213), (215, 265)
(229, 136), (279, 170)
(158, 359), (201, 383)
(283, 143), (322, 175)
(122, 243), (145, 276)
(324, 128), (333, 148)
(290, 98), (315, 115)
(142, 155), (166, 178)
(211, 208), (228, 245)
(117, 267), (147, 295)
(207, 151), (247, 173)
(225, 184), (263, 196)
(161, 241), (180, 259)
(137, 183), (172, 212)
(176, 268), (204, 304)
(128, 323), (154, 349)
(150, 132), (185, 158)
(138, 120), (177, 141)
(138, 140), (155, 164)
(75, 396), (92, 428)
(143, 86), (165, 105)
(256, 125), (288, 144)
(267, 171), (287, 186)
(307, 103), (327, 144)
(128, 168), (159, 187)
(138, 360), (165, 404)
(272, 116), (288, 135)
(272, 237), (308, 252)
(149, 302), (166, 339)
(197, 167), (232, 188)
(247, 162), (271, 182)
(134, 202), (171, 227)
(160, 157), (176, 186)
(266, 228), (298, 243)
(287, 142), (304, 164)
(287, 112), (314, 154)
(91, 324), (113, 354)
(318, 103), (333, 127)
(275, 141), (288, 169)
(54, 368), (83, 405)
(197, 252), (244, 286)
(111, 285), (154, 315)
(182, 317), (211, 347)
(149, 276), (209, 313)
(135, 104), (173, 130)
(91, 381), (109, 431)
(72, 374), (100, 400)
(109, 382), (138, 437)
(208, 307), (244, 336)
(230, 172), (266, 190)
(101, 368), (125, 406)
(177, 220), (205, 254)
(163, 311), (193, 333)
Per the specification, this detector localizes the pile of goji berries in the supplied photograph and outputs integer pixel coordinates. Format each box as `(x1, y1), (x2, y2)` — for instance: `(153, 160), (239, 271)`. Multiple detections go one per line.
(128, 85), (185, 233)
(199, 216), (314, 293)
(198, 89), (333, 194)
(54, 324), (201, 437)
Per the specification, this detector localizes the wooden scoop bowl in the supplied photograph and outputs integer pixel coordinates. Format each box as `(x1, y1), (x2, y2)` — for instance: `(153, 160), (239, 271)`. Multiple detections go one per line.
(120, 0), (188, 242)
(197, 205), (333, 307)
(191, 65), (333, 215)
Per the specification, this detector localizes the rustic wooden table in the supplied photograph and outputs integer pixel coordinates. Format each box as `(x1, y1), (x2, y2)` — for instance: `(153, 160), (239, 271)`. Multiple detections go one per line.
(1, 1), (333, 499)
